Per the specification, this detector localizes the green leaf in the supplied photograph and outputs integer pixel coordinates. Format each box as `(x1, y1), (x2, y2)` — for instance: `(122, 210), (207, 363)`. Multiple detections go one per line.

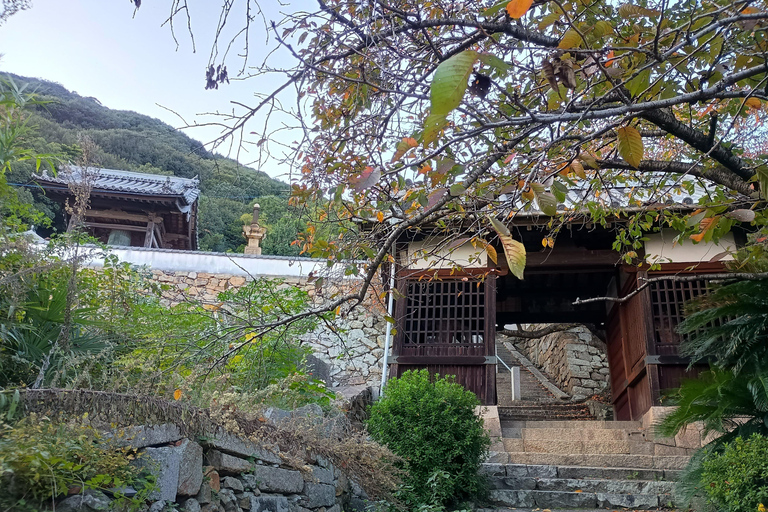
(482, 0), (509, 17)
(535, 190), (558, 216)
(430, 50), (479, 117)
(627, 68), (651, 97)
(478, 53), (511, 75)
(449, 183), (467, 196)
(423, 113), (448, 147)
(617, 126), (644, 168)
(488, 216), (526, 280)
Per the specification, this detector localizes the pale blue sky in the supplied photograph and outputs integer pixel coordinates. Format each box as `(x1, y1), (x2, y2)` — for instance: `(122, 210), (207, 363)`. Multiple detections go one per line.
(0, 1), (308, 179)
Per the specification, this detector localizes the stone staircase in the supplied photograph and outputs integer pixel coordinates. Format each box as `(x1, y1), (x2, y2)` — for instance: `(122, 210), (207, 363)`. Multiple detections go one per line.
(483, 419), (693, 510)
(496, 341), (597, 422)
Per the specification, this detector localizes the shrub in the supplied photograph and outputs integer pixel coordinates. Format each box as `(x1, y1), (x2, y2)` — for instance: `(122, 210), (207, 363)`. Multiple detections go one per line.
(0, 415), (153, 511)
(366, 369), (490, 509)
(700, 434), (768, 512)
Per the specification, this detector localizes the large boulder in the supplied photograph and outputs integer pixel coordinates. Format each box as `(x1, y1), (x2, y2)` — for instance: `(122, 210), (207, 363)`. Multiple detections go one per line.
(56, 490), (111, 512)
(177, 439), (204, 496)
(140, 438), (203, 501)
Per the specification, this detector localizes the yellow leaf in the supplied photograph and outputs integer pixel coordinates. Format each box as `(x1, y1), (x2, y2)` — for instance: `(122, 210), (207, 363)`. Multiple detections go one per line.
(542, 237), (549, 247)
(485, 243), (499, 265)
(488, 216), (526, 280)
(174, 389), (182, 401)
(617, 125), (644, 168)
(506, 0), (534, 19)
(558, 29), (582, 50)
(377, 211), (385, 222)
(571, 160), (586, 179)
(746, 97), (762, 110)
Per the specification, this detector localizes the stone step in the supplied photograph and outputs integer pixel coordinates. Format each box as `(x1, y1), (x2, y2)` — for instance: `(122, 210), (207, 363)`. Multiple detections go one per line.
(496, 452), (690, 470)
(501, 438), (693, 456)
(480, 463), (680, 481)
(501, 420), (642, 429)
(487, 475), (675, 495)
(487, 489), (673, 510)
(477, 509), (668, 512)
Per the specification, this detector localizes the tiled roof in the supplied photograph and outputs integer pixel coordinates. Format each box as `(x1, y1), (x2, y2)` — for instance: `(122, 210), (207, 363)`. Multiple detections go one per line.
(34, 167), (200, 206)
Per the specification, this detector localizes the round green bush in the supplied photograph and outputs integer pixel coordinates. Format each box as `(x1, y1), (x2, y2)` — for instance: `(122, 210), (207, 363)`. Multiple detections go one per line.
(366, 369), (490, 509)
(701, 433), (768, 512)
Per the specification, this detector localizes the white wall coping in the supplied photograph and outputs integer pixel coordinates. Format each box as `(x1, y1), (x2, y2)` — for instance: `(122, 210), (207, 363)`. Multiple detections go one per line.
(84, 246), (354, 279)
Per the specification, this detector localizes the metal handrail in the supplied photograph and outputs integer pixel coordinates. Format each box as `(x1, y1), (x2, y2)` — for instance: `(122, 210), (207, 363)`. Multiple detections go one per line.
(496, 354), (520, 401)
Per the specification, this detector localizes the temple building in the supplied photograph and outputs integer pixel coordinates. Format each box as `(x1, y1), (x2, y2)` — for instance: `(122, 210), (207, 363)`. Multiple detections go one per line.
(34, 167), (200, 250)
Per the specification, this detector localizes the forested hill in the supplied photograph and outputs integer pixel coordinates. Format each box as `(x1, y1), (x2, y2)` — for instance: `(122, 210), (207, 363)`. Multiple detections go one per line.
(7, 73), (302, 254)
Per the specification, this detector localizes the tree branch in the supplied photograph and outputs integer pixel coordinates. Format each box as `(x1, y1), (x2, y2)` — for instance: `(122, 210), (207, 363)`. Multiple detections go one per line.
(573, 272), (768, 306)
(500, 323), (583, 339)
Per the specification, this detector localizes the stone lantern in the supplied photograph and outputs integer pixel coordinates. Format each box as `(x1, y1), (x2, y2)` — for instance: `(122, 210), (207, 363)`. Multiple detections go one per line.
(243, 203), (267, 255)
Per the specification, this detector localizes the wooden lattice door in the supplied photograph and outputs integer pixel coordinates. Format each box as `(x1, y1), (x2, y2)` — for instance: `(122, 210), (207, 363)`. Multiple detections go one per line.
(391, 274), (497, 405)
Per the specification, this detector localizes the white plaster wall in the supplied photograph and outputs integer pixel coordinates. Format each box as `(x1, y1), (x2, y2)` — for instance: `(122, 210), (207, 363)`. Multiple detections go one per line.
(644, 230), (736, 264)
(403, 238), (488, 269)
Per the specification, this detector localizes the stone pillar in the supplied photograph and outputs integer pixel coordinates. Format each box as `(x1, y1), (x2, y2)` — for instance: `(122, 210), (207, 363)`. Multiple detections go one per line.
(243, 203), (267, 255)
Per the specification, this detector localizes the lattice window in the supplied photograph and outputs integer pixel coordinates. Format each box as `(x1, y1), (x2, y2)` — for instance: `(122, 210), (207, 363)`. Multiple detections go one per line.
(403, 279), (485, 345)
(649, 278), (709, 348)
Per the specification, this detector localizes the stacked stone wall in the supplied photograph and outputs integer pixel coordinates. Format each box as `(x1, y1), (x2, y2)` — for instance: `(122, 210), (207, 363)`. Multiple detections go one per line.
(147, 270), (388, 390)
(57, 415), (369, 512)
(513, 326), (610, 400)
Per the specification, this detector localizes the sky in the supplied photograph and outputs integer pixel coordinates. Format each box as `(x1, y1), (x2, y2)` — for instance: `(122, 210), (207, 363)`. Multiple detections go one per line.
(0, 0), (308, 180)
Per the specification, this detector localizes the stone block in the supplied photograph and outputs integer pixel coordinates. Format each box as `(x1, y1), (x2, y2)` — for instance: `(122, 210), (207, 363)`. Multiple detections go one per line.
(219, 488), (239, 512)
(485, 451), (509, 463)
(533, 490), (597, 508)
(525, 464), (557, 478)
(596, 492), (660, 509)
(301, 482), (336, 508)
(478, 463), (506, 477)
(206, 449), (252, 474)
(113, 423), (182, 449)
(229, 276), (246, 286)
(203, 431), (281, 465)
(196, 481), (212, 504)
(675, 425), (702, 449)
(250, 495), (290, 512)
(177, 439), (204, 496)
(57, 490), (111, 512)
(204, 467), (220, 492)
(248, 466), (304, 494)
(183, 498), (202, 512)
(488, 489), (535, 508)
(140, 444), (182, 501)
(221, 476), (244, 492)
(306, 465), (334, 485)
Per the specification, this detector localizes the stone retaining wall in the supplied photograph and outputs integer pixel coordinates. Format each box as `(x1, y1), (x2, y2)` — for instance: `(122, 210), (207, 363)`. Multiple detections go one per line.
(58, 412), (369, 512)
(513, 326), (609, 400)
(148, 270), (388, 390)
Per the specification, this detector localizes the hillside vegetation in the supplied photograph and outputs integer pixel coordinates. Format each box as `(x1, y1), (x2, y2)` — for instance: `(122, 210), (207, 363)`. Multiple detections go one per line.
(6, 73), (301, 254)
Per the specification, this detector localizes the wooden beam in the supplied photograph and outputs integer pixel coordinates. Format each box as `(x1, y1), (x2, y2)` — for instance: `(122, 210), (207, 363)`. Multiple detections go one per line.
(144, 221), (155, 248)
(87, 209), (150, 223)
(82, 222), (148, 232)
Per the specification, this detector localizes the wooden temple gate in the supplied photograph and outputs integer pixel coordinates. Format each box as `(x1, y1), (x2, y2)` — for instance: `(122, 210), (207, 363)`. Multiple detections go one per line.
(391, 271), (497, 405)
(607, 266), (712, 420)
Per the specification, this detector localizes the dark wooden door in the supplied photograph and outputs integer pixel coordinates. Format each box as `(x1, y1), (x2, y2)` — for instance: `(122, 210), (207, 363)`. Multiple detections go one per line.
(391, 274), (497, 405)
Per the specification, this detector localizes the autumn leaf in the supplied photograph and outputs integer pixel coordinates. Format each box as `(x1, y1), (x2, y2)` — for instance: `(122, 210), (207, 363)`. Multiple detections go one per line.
(391, 137), (418, 162)
(488, 216), (526, 280)
(745, 97), (762, 110)
(377, 211), (385, 222)
(350, 166), (381, 192)
(506, 0), (534, 19)
(617, 126), (644, 168)
(558, 29), (582, 50)
(174, 389), (182, 400)
(485, 243), (499, 265)
(571, 160), (586, 179)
